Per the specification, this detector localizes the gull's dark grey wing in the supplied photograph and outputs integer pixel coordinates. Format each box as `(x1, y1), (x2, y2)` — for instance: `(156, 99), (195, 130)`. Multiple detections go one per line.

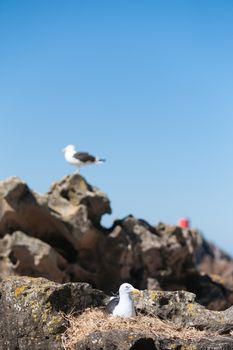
(73, 152), (96, 163)
(105, 297), (120, 314)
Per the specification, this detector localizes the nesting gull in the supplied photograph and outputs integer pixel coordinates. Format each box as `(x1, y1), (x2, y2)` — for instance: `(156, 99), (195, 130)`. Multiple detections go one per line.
(105, 283), (140, 318)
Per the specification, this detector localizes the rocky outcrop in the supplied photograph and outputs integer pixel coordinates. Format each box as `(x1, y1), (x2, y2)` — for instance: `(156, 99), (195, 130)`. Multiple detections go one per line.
(72, 330), (233, 350)
(136, 289), (233, 332)
(1, 276), (233, 350)
(0, 276), (105, 350)
(197, 240), (233, 290)
(47, 174), (111, 225)
(109, 218), (233, 310)
(0, 174), (232, 311)
(0, 231), (68, 282)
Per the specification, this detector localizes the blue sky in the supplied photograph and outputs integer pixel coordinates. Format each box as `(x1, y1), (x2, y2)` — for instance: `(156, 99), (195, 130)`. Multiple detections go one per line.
(0, 1), (233, 253)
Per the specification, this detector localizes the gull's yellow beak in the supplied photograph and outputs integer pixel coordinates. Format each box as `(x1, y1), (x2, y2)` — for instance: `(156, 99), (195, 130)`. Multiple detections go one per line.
(131, 288), (141, 295)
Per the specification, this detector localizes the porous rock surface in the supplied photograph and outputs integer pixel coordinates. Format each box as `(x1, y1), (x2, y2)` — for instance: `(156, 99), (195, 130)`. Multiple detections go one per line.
(1, 276), (233, 350)
(0, 174), (232, 311)
(0, 276), (105, 350)
(74, 331), (233, 350)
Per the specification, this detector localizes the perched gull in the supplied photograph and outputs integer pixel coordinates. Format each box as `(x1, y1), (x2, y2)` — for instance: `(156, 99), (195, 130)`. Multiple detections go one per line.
(105, 283), (140, 317)
(62, 144), (106, 173)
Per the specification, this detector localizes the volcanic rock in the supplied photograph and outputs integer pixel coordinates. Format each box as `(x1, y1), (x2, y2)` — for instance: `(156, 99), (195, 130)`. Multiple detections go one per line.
(0, 276), (105, 350)
(1, 276), (233, 350)
(0, 174), (232, 311)
(0, 231), (68, 282)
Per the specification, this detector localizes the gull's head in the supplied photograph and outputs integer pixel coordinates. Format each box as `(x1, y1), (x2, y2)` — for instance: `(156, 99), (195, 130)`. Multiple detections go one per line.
(119, 283), (140, 296)
(62, 144), (75, 153)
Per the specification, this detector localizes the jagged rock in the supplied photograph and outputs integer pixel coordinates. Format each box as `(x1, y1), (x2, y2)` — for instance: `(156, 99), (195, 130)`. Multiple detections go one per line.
(47, 174), (111, 225)
(197, 240), (233, 290)
(108, 217), (233, 310)
(0, 276), (105, 350)
(135, 289), (233, 333)
(1, 275), (233, 350)
(0, 176), (77, 261)
(65, 288), (233, 350)
(0, 231), (68, 283)
(0, 175), (232, 311)
(1, 276), (233, 350)
(109, 217), (202, 291)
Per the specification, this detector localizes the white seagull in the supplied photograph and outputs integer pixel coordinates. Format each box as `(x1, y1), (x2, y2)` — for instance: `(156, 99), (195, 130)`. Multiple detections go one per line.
(105, 283), (140, 317)
(62, 144), (106, 173)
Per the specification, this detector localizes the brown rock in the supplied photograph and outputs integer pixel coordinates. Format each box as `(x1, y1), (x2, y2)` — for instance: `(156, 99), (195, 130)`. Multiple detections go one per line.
(0, 176), (77, 261)
(0, 175), (232, 311)
(108, 217), (233, 310)
(47, 174), (112, 225)
(0, 231), (68, 283)
(197, 239), (233, 290)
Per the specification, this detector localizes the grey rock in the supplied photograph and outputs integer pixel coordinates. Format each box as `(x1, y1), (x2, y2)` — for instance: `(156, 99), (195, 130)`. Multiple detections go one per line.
(1, 275), (233, 350)
(135, 289), (233, 333)
(74, 331), (233, 350)
(0, 276), (105, 350)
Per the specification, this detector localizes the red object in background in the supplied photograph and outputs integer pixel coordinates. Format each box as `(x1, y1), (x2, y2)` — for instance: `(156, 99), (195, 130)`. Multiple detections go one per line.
(177, 218), (190, 228)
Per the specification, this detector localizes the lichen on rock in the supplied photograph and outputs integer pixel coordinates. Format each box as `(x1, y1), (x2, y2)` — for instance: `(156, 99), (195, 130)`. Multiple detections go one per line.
(0, 174), (233, 349)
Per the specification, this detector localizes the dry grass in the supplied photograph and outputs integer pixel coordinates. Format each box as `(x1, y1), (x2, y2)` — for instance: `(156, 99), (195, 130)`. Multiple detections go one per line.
(62, 308), (208, 350)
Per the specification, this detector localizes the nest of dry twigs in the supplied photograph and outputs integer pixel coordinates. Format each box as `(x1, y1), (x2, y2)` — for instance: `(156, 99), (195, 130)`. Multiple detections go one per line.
(62, 307), (207, 350)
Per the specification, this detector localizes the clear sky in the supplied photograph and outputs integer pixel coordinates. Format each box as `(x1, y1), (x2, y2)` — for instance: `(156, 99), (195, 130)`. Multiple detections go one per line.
(0, 1), (232, 254)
